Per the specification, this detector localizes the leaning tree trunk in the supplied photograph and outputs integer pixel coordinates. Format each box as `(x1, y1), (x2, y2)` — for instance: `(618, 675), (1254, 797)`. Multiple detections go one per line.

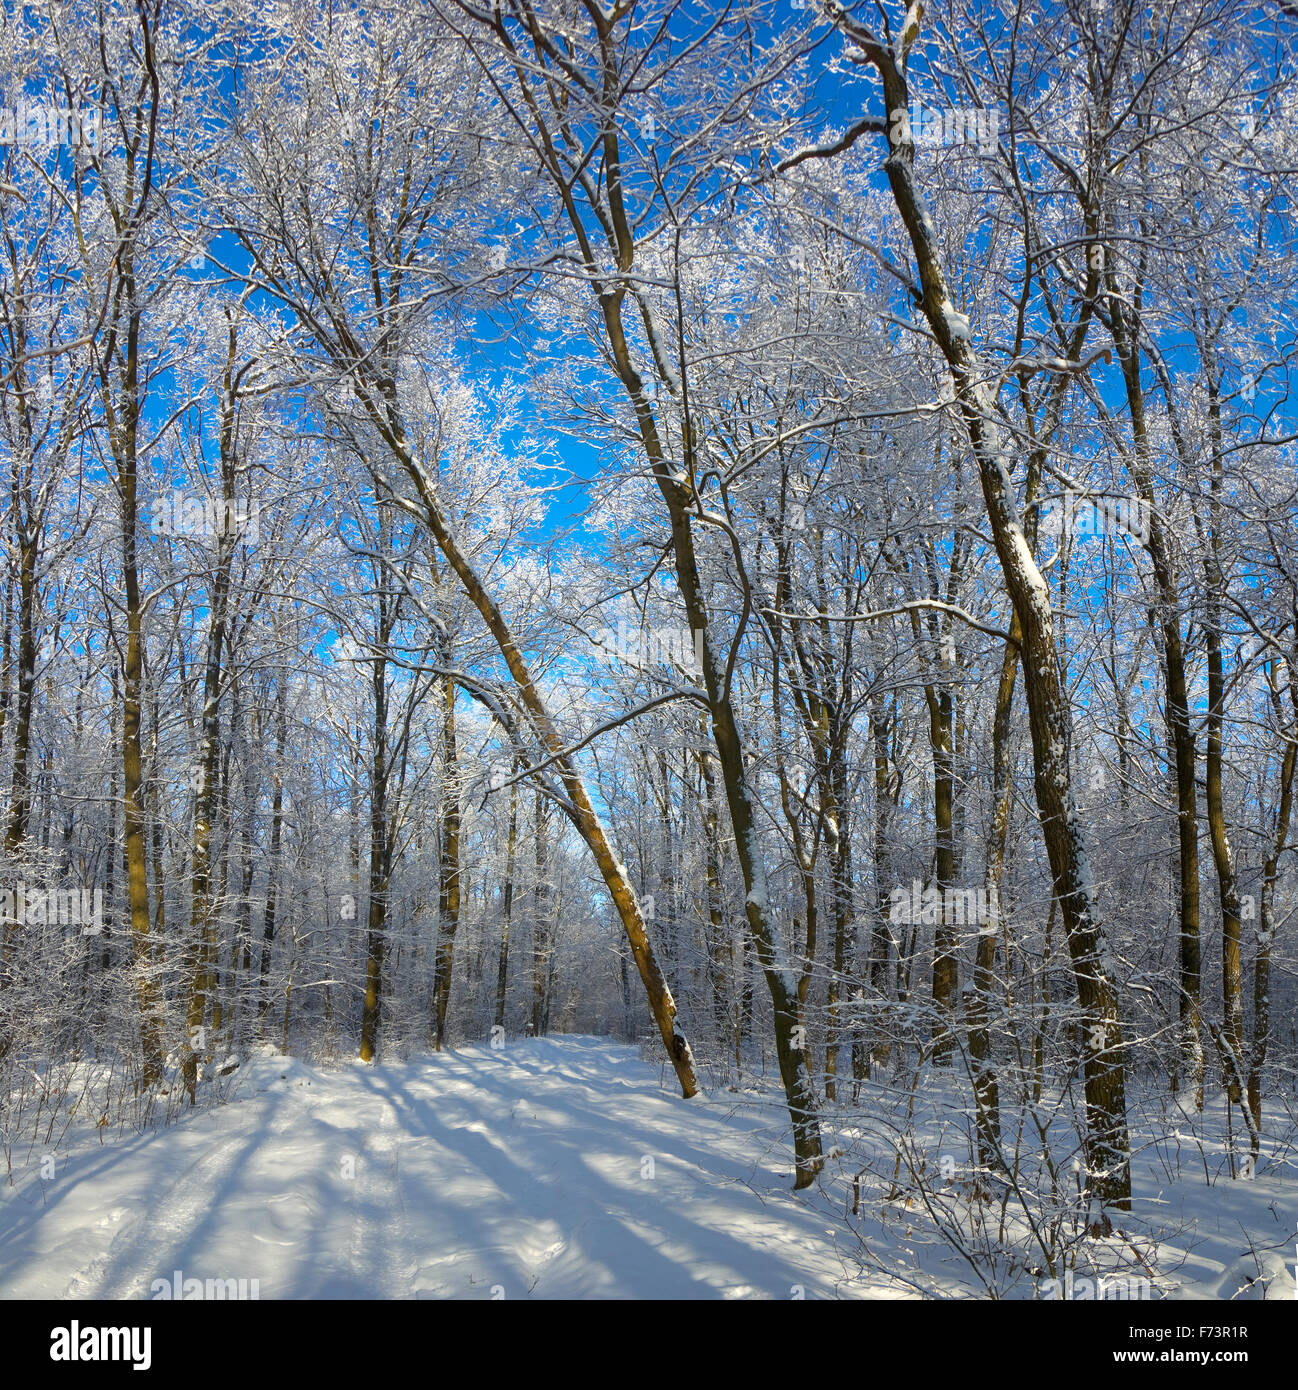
(372, 415), (700, 1100)
(474, 13), (818, 1178)
(838, 23), (1131, 1206)
(581, 243), (822, 1183)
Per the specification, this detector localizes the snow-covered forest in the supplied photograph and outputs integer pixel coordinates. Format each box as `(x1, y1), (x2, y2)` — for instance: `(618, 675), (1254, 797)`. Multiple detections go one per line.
(0, 0), (1296, 1311)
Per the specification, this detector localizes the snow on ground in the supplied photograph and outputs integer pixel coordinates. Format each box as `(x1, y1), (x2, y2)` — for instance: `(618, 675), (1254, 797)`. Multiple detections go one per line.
(0, 1037), (863, 1299)
(1, 1035), (1293, 1299)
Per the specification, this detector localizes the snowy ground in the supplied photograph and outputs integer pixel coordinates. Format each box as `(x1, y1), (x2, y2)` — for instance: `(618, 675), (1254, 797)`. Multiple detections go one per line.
(1, 1035), (1293, 1299)
(0, 1037), (865, 1299)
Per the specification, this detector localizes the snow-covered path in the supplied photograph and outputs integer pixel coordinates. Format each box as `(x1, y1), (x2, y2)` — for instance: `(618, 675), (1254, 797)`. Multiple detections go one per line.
(0, 1037), (860, 1299)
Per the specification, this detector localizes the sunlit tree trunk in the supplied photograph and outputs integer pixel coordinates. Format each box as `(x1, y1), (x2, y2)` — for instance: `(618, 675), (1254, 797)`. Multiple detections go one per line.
(833, 16), (1131, 1205)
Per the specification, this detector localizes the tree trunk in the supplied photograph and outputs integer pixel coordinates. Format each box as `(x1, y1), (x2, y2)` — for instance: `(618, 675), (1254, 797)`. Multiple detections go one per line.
(379, 423), (699, 1099)
(1248, 663), (1296, 1152)
(1107, 283), (1203, 1110)
(494, 764), (518, 1032)
(970, 611), (1021, 1168)
(843, 31), (1131, 1205)
(182, 327), (239, 1099)
(258, 674), (288, 1026)
(531, 789), (550, 1037)
(431, 675), (461, 1049)
(359, 644), (391, 1064)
